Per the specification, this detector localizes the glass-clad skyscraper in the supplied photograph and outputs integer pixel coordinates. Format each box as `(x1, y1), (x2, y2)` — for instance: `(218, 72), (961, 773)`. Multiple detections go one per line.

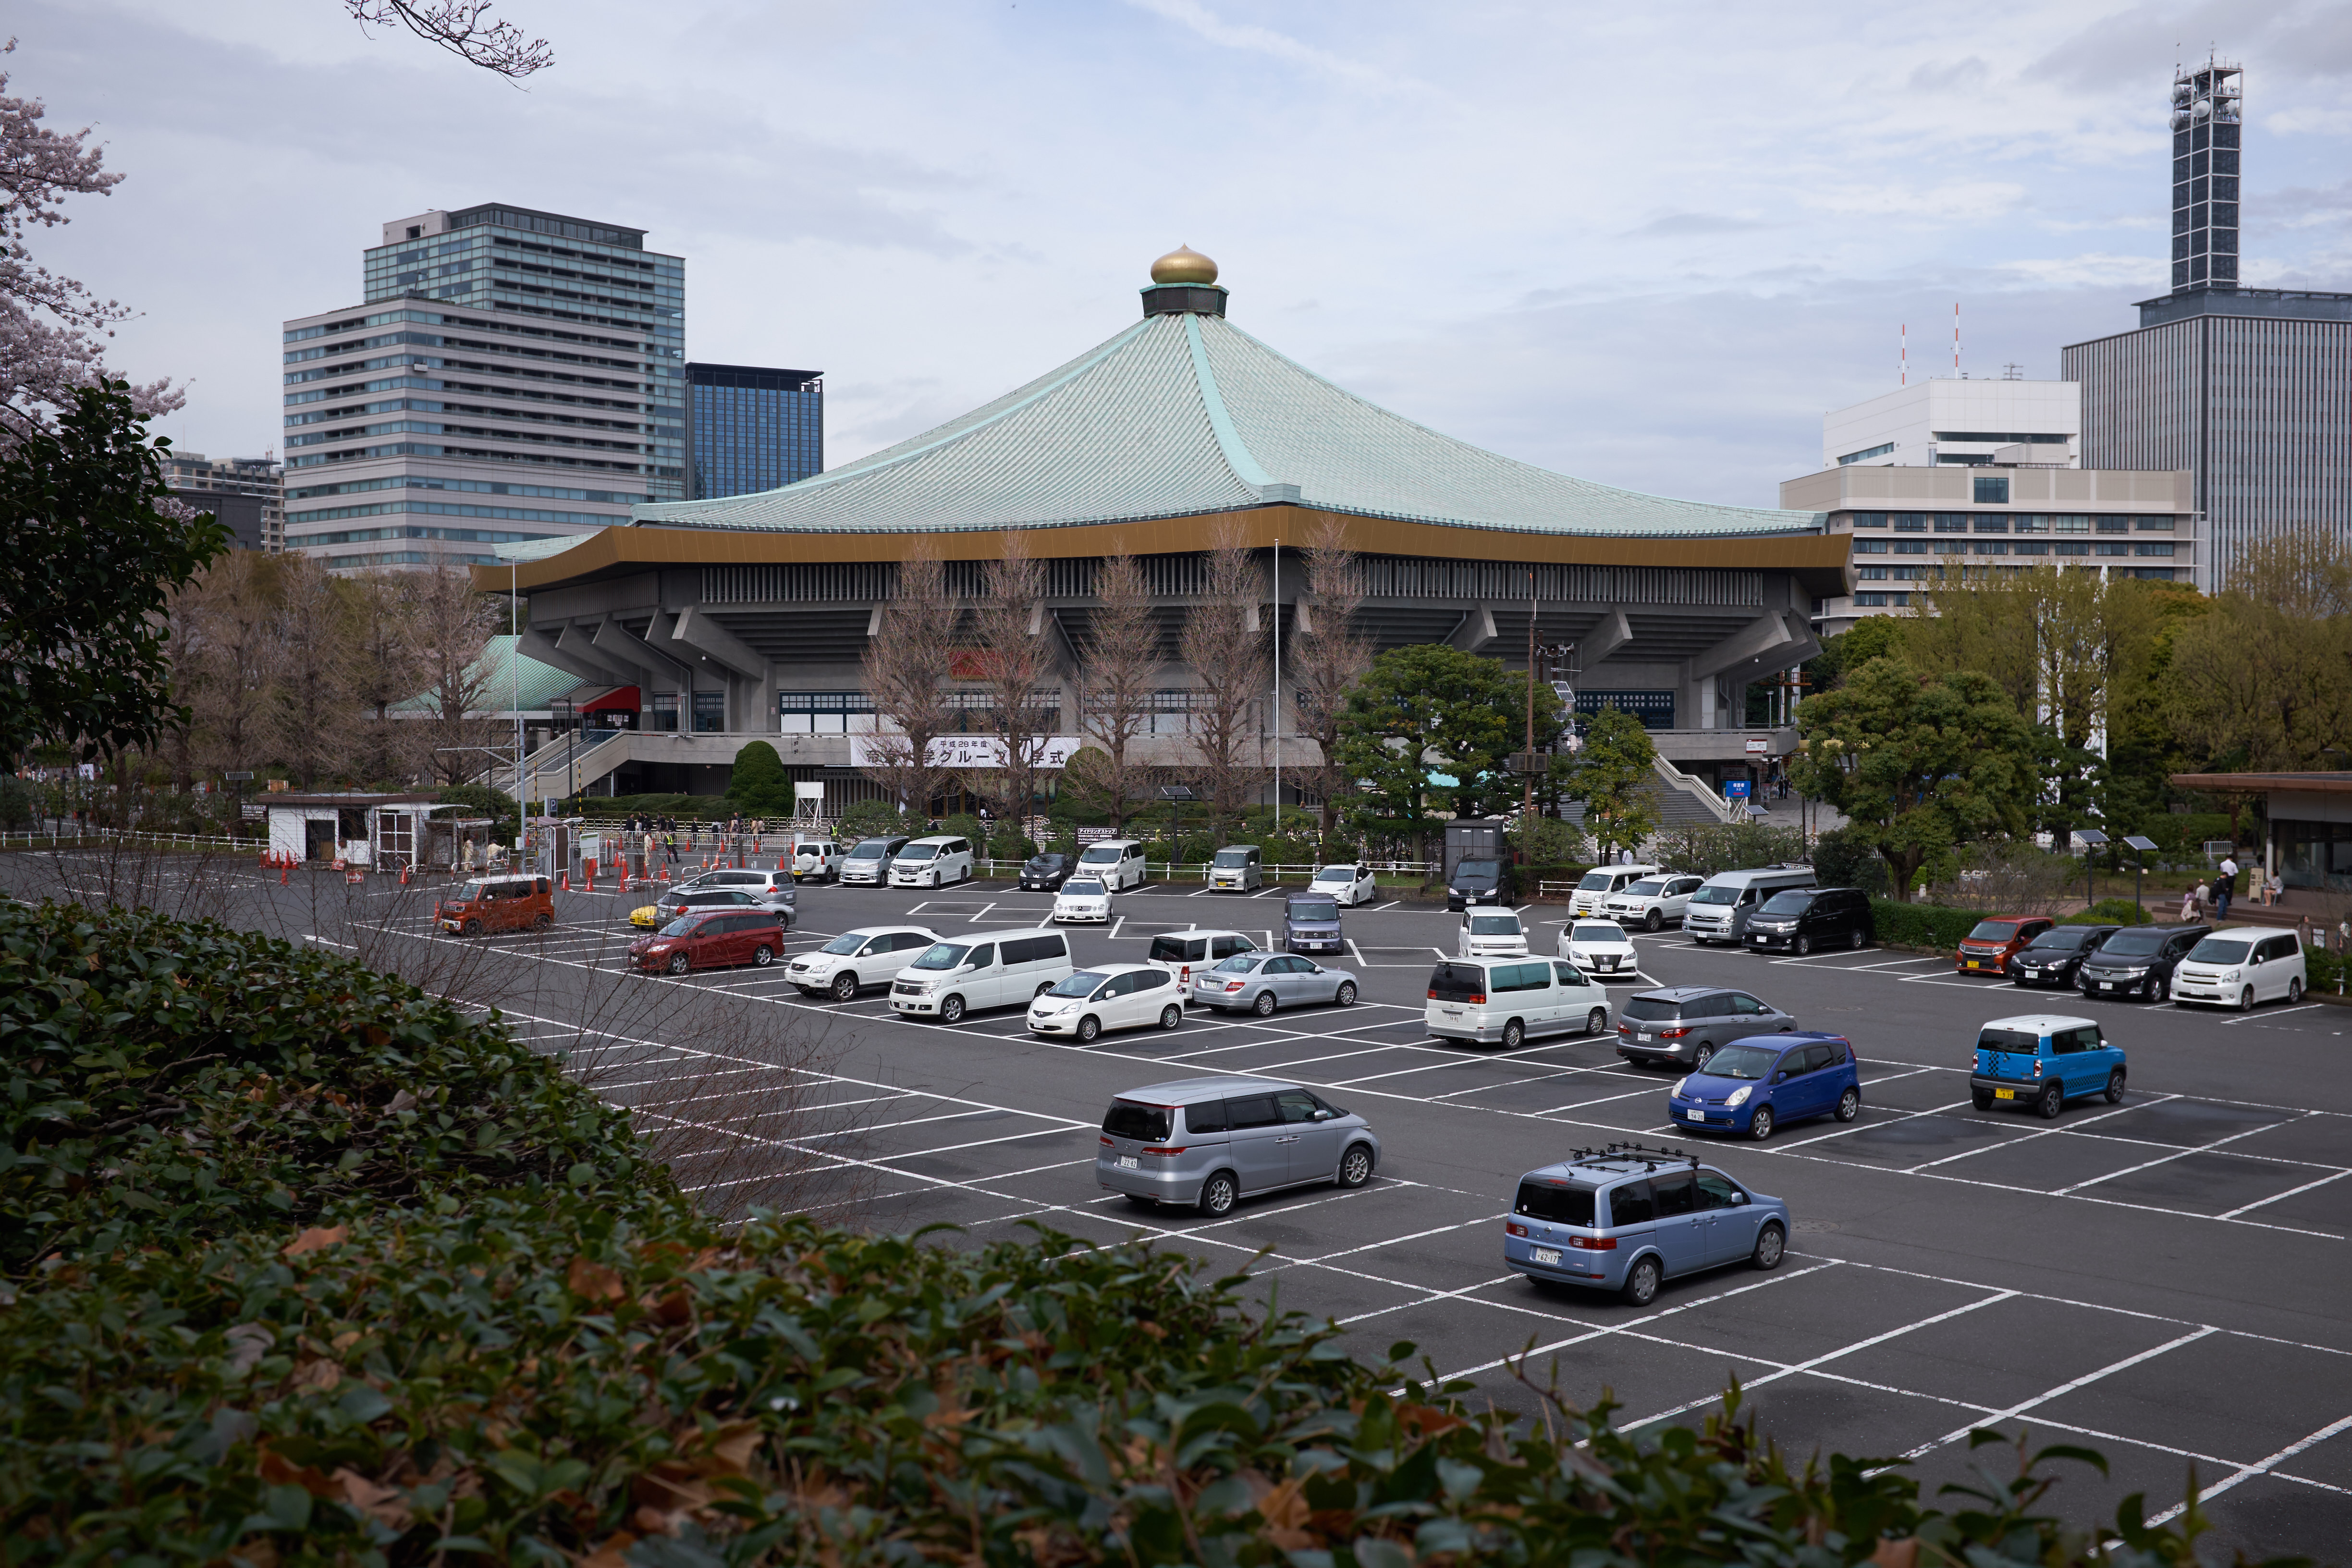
(685, 362), (823, 499)
(281, 203), (685, 572)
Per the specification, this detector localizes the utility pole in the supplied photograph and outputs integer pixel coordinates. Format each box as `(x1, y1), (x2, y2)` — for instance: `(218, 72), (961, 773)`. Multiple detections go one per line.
(1522, 571), (1537, 828)
(1271, 536), (1281, 833)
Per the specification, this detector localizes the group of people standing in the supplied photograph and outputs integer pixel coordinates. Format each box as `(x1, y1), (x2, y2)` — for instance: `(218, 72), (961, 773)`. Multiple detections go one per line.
(2177, 854), (2287, 925)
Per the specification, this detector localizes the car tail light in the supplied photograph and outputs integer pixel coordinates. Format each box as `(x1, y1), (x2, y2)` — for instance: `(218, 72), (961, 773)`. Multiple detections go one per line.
(1141, 1145), (1186, 1156)
(1180, 966), (1191, 984)
(1100, 1137), (1114, 1146)
(1224, 981), (1244, 992)
(1505, 1222), (1528, 1237)
(2031, 1059), (2044, 1077)
(1568, 1235), (1617, 1251)
(1617, 1022), (1632, 1033)
(1657, 1026), (1690, 1039)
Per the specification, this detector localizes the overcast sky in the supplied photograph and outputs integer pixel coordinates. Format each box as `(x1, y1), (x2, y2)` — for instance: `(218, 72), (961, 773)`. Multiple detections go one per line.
(16, 0), (2352, 508)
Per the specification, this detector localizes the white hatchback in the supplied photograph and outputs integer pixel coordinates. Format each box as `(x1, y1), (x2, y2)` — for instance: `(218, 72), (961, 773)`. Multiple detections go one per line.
(1561, 919), (1640, 978)
(1028, 961), (1187, 1041)
(1309, 864), (1380, 906)
(1053, 875), (1115, 923)
(1459, 911), (1530, 958)
(785, 925), (940, 1001)
(2170, 926), (2309, 1010)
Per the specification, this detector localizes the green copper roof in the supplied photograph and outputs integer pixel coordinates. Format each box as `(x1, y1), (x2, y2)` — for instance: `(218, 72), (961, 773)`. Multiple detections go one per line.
(389, 635), (583, 714)
(631, 309), (1822, 539)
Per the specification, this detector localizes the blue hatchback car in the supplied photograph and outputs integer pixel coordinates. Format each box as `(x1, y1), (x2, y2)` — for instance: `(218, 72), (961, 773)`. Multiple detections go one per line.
(1667, 1032), (1862, 1140)
(1503, 1145), (1791, 1306)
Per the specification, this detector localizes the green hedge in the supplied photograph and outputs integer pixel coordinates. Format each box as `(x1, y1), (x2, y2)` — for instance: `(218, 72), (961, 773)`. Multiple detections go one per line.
(1869, 897), (1984, 950)
(0, 902), (2278, 1565)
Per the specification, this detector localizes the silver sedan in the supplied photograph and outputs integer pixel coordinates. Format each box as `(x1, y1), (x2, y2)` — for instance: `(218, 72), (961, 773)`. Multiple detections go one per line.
(1189, 953), (1360, 1016)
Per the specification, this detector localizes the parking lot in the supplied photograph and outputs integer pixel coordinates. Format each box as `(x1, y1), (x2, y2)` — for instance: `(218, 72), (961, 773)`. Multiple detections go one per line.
(24, 851), (2346, 1559)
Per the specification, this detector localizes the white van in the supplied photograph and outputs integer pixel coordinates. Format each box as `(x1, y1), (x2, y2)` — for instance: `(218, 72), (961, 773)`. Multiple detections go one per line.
(1144, 928), (1261, 994)
(890, 930), (1075, 1023)
(2170, 926), (2308, 1010)
(1426, 957), (1614, 1049)
(1569, 863), (1662, 918)
(1458, 910), (1530, 958)
(889, 834), (976, 888)
(1074, 837), (1149, 890)
(1681, 866), (1817, 946)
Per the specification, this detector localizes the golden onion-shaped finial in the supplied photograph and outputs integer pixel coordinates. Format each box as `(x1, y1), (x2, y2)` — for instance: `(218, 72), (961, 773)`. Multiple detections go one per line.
(1150, 244), (1219, 285)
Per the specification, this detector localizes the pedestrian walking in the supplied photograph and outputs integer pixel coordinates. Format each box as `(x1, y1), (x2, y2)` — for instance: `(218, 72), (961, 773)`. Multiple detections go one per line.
(2192, 881), (2210, 920)
(2214, 868), (2234, 922)
(2297, 913), (2315, 950)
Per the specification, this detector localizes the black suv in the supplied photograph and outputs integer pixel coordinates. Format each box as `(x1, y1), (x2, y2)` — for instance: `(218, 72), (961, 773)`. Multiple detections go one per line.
(1616, 985), (1798, 1070)
(2076, 923), (2210, 1002)
(2009, 924), (2118, 989)
(1743, 887), (1873, 955)
(1019, 852), (1075, 892)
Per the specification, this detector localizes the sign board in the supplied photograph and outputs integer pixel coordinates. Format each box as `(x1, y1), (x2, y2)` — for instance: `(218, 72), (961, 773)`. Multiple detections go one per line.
(793, 782), (826, 800)
(225, 770), (254, 781)
(1744, 737), (1770, 753)
(1723, 779), (1752, 799)
(848, 734), (1084, 770)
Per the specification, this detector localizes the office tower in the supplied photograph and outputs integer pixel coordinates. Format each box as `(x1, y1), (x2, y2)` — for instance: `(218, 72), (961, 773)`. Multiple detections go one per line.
(684, 362), (824, 499)
(163, 452), (283, 551)
(2063, 56), (2352, 593)
(1820, 379), (2080, 471)
(281, 203), (685, 572)
(2168, 56), (2243, 292)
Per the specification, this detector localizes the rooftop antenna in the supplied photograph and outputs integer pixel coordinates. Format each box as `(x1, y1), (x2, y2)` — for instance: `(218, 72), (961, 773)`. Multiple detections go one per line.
(2002, 362), (2024, 381)
(1954, 302), (1961, 377)
(1900, 323), (1907, 386)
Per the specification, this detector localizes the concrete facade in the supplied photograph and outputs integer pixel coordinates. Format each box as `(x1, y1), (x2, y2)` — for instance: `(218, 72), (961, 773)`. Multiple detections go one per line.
(1822, 378), (2081, 472)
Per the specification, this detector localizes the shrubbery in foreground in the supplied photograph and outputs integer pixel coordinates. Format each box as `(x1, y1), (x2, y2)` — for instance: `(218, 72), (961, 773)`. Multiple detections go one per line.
(0, 902), (2303, 1566)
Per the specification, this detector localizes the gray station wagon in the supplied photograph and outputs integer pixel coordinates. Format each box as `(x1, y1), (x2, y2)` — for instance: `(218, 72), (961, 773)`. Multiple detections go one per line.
(1096, 1076), (1382, 1216)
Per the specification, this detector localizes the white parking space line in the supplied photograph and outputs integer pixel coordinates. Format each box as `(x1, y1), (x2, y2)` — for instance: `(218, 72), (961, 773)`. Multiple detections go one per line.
(2217, 1166), (2352, 1219)
(2146, 1409), (2352, 1525)
(2225, 1003), (2323, 1026)
(2050, 1116), (2295, 1196)
(1896, 1327), (2218, 1462)
(1897, 1096), (2179, 1171)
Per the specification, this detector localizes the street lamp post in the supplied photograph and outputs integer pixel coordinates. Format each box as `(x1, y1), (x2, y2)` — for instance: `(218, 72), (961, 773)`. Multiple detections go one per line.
(2074, 828), (2108, 913)
(2123, 834), (2158, 920)
(1160, 783), (1196, 875)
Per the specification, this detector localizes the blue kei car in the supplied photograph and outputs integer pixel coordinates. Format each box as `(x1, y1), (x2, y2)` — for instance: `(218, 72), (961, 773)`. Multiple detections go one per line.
(1968, 1013), (2126, 1119)
(1667, 1032), (1862, 1140)
(1503, 1145), (1791, 1306)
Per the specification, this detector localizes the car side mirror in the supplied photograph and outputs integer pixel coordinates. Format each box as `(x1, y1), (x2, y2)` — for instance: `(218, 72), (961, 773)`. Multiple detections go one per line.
(1774, 1070), (1788, 1083)
(1313, 1108), (1333, 1120)
(1733, 1191), (1749, 1205)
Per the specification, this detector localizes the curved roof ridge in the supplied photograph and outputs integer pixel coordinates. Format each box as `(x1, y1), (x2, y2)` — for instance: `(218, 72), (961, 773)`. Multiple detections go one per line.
(1183, 314), (1274, 491)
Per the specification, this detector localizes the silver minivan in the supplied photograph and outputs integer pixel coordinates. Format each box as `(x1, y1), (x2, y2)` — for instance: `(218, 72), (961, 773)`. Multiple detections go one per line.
(890, 930), (1074, 1023)
(1096, 1076), (1382, 1215)
(1426, 957), (1614, 1048)
(1682, 866), (1816, 946)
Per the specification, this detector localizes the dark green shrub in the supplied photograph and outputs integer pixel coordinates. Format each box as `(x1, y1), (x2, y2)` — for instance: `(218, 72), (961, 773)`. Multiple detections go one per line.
(433, 783), (515, 821)
(834, 797), (913, 840)
(723, 740), (791, 815)
(1870, 897), (1982, 950)
(2068, 897), (2154, 926)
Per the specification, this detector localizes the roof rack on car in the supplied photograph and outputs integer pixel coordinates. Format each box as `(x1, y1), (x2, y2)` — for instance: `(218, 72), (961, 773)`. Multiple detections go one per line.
(1562, 1140), (1699, 1174)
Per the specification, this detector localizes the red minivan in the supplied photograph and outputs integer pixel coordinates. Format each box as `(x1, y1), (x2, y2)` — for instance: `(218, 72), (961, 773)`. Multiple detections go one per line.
(439, 876), (555, 935)
(630, 908), (787, 975)
(1954, 915), (2054, 976)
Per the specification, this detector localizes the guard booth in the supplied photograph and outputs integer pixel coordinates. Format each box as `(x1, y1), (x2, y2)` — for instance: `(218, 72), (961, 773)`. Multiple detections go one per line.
(263, 793), (439, 867)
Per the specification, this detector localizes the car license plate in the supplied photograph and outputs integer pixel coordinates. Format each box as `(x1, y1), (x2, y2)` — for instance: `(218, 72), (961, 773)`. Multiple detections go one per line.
(2101, 981), (2116, 991)
(1967, 960), (1981, 969)
(1751, 934), (1766, 943)
(1118, 1156), (1138, 1169)
(1995, 1089), (2016, 1101)
(1531, 1247), (1561, 1265)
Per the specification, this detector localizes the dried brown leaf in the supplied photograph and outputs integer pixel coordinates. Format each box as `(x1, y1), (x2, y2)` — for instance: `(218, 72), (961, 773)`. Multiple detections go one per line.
(332, 1469), (411, 1530)
(282, 1225), (347, 1259)
(567, 1256), (626, 1301)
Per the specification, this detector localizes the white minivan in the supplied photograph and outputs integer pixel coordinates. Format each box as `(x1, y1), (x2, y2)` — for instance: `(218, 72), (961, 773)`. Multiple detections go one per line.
(1426, 957), (1614, 1049)
(1144, 928), (1260, 994)
(1569, 863), (1662, 918)
(891, 930), (1075, 1023)
(2170, 926), (2309, 1010)
(1459, 910), (1530, 958)
(1028, 962), (1186, 1041)
(1074, 837), (1149, 890)
(889, 834), (976, 888)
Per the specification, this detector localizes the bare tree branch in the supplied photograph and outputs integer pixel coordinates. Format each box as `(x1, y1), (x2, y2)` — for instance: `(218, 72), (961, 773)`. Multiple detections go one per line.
(1179, 526), (1270, 841)
(1288, 518), (1373, 835)
(344, 1), (553, 80)
(1064, 551), (1163, 831)
(858, 540), (960, 821)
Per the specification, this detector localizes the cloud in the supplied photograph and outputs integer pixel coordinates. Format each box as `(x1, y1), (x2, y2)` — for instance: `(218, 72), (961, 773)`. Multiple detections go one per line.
(1626, 213), (1773, 239)
(1118, 0), (1438, 97)
(2269, 106), (2352, 136)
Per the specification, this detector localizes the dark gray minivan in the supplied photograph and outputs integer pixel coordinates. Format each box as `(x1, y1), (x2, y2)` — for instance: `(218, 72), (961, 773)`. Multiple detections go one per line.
(1097, 1076), (1382, 1215)
(1283, 891), (1345, 956)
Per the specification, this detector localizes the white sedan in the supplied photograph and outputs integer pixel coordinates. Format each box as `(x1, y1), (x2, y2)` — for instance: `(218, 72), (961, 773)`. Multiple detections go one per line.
(1560, 919), (1640, 978)
(1052, 876), (1115, 923)
(1458, 911), (1530, 958)
(1309, 863), (1380, 907)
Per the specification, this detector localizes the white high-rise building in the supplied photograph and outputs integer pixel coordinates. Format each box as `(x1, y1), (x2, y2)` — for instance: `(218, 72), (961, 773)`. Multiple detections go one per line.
(1821, 378), (2080, 472)
(281, 204), (686, 573)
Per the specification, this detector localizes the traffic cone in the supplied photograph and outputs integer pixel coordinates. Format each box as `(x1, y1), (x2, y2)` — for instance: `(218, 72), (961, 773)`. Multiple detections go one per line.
(280, 861), (289, 886)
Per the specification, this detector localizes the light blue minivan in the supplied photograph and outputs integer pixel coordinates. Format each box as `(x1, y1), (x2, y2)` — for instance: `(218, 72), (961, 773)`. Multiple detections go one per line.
(1502, 1145), (1791, 1306)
